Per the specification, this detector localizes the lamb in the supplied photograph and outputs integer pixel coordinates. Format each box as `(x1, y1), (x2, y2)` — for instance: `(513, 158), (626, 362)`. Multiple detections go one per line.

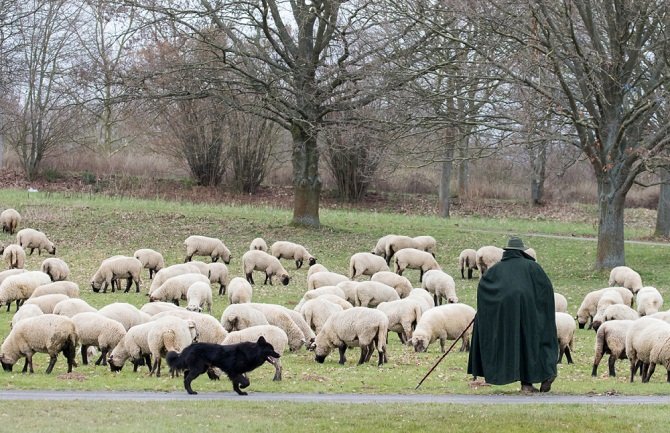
(0, 314), (77, 373)
(248, 303), (308, 351)
(475, 246), (504, 275)
(608, 266), (643, 294)
(249, 237), (268, 252)
(625, 317), (669, 382)
(208, 262), (230, 295)
(0, 271), (52, 312)
(408, 288), (436, 312)
(184, 235), (231, 264)
(149, 263), (202, 294)
(186, 281), (213, 313)
(140, 302), (182, 316)
(10, 304), (43, 329)
(301, 298), (344, 334)
(554, 293), (568, 313)
(555, 312), (576, 364)
(636, 286), (664, 316)
(421, 269), (458, 305)
(2, 244), (25, 269)
(458, 249), (478, 279)
(376, 298), (423, 343)
(0, 208), (21, 235)
(222, 325), (288, 380)
(412, 235), (437, 256)
(52, 298), (97, 317)
(591, 289), (626, 330)
(23, 294), (70, 314)
(370, 271), (412, 299)
(349, 252), (389, 279)
(221, 304), (270, 332)
(133, 249), (164, 279)
(383, 235), (417, 265)
(314, 307), (389, 366)
(97, 302), (151, 331)
(592, 319), (635, 377)
(40, 258), (70, 281)
(149, 273), (210, 305)
(30, 281), (79, 299)
(354, 281), (400, 308)
(308, 271), (348, 290)
(576, 287), (634, 329)
(394, 248), (441, 283)
(146, 316), (198, 376)
(152, 310), (227, 344)
(307, 264), (328, 278)
(410, 303), (476, 353)
(242, 250), (290, 286)
(16, 228), (55, 256)
(71, 312), (127, 366)
(227, 277), (253, 304)
(91, 256), (142, 293)
(270, 241), (317, 269)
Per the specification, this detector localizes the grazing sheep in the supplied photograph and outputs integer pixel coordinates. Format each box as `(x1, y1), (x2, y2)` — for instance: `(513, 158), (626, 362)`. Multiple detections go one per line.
(2, 244), (25, 269)
(592, 320), (635, 377)
(383, 235), (416, 265)
(625, 317), (668, 382)
(308, 271), (348, 290)
(577, 287), (634, 329)
(140, 302), (182, 316)
(227, 277), (253, 304)
(370, 271), (412, 299)
(295, 285), (348, 311)
(208, 262), (230, 295)
(354, 281), (400, 308)
(147, 316), (198, 377)
(221, 304), (270, 332)
(249, 237), (268, 252)
(336, 281), (360, 305)
(394, 248), (441, 283)
(0, 209), (21, 235)
(307, 264), (328, 279)
(91, 256), (142, 294)
(222, 325), (287, 380)
(40, 258), (70, 281)
(283, 307), (316, 346)
(609, 266), (643, 294)
(149, 263), (202, 295)
(0, 314), (77, 373)
(475, 246), (503, 275)
(98, 302), (151, 331)
(16, 228), (55, 256)
(52, 298), (97, 317)
(636, 286), (664, 316)
(152, 310), (227, 344)
(555, 312), (576, 364)
(412, 236), (437, 256)
(408, 288), (435, 312)
(591, 289), (626, 330)
(242, 250), (290, 286)
(133, 249), (164, 280)
(371, 234), (396, 258)
(184, 235), (231, 264)
(349, 253), (390, 280)
(646, 324), (670, 383)
(71, 312), (127, 366)
(554, 293), (568, 313)
(458, 249), (478, 280)
(10, 304), (43, 329)
(270, 241), (316, 269)
(301, 298), (344, 334)
(0, 271), (52, 312)
(421, 269), (458, 306)
(411, 303), (476, 353)
(601, 304), (639, 324)
(376, 298), (423, 343)
(149, 273), (210, 305)
(248, 303), (307, 351)
(107, 322), (153, 373)
(185, 260), (210, 276)
(23, 294), (69, 314)
(314, 307), (389, 366)
(186, 281), (213, 313)
(30, 281), (79, 299)
(0, 269), (26, 285)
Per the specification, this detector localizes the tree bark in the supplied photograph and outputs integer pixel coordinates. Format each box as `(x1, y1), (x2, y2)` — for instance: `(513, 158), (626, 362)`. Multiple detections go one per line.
(457, 138), (469, 199)
(439, 128), (456, 218)
(655, 168), (670, 237)
(291, 122), (321, 227)
(530, 144), (547, 205)
(595, 178), (626, 269)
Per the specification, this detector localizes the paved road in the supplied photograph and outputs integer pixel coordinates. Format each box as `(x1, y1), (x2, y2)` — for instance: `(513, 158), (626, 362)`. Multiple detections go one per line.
(2, 390), (670, 405)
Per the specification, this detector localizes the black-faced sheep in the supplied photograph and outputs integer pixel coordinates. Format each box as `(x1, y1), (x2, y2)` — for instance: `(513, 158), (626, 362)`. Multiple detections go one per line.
(40, 258), (70, 281)
(98, 302), (151, 331)
(383, 235), (416, 265)
(52, 298), (97, 317)
(554, 293), (568, 313)
(227, 277), (253, 304)
(23, 293), (70, 314)
(133, 249), (164, 280)
(421, 269), (458, 306)
(30, 281), (80, 299)
(411, 303), (475, 353)
(242, 250), (289, 286)
(308, 271), (348, 290)
(625, 317), (668, 383)
(376, 298), (423, 344)
(270, 241), (316, 269)
(186, 281), (213, 313)
(149, 273), (209, 305)
(555, 312), (576, 364)
(349, 252), (389, 280)
(208, 262), (230, 295)
(394, 248), (441, 283)
(0, 271), (52, 312)
(249, 237), (268, 252)
(301, 297), (344, 334)
(2, 244), (25, 269)
(592, 319), (634, 377)
(608, 266), (643, 294)
(149, 263), (202, 295)
(71, 312), (127, 366)
(475, 246), (503, 275)
(636, 286), (663, 316)
(458, 249), (477, 280)
(91, 256), (142, 294)
(184, 235), (231, 264)
(370, 271), (412, 299)
(152, 309), (227, 344)
(0, 209), (21, 235)
(10, 304), (43, 329)
(16, 228), (55, 256)
(354, 281), (400, 308)
(577, 287), (634, 329)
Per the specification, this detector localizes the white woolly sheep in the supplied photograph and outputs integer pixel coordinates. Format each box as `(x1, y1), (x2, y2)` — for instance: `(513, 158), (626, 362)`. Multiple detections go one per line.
(394, 248), (441, 283)
(270, 241), (317, 269)
(370, 271), (412, 299)
(609, 266), (643, 294)
(636, 286), (664, 316)
(208, 262), (230, 295)
(221, 304), (270, 332)
(525, 247), (537, 260)
(222, 325), (288, 380)
(576, 287), (634, 329)
(412, 235), (437, 256)
(140, 302), (182, 316)
(248, 303), (307, 351)
(30, 281), (79, 299)
(646, 324), (670, 383)
(98, 302), (151, 331)
(107, 322), (153, 373)
(10, 304), (43, 329)
(149, 263), (202, 294)
(354, 281), (400, 308)
(283, 307), (316, 345)
(249, 237), (268, 252)
(16, 228), (55, 256)
(23, 294), (70, 314)
(53, 298), (97, 317)
(147, 316), (198, 377)
(0, 314), (77, 373)
(458, 249), (478, 280)
(421, 269), (458, 306)
(227, 277), (253, 304)
(0, 209), (21, 235)
(133, 249), (164, 280)
(0, 271), (52, 312)
(40, 258), (70, 281)
(335, 281), (360, 305)
(2, 244), (25, 269)
(152, 309), (227, 344)
(591, 289), (626, 330)
(0, 269), (26, 285)
(383, 235), (417, 265)
(349, 253), (389, 280)
(149, 273), (210, 305)
(371, 234), (396, 258)
(186, 260), (210, 276)
(314, 307), (389, 366)
(650, 311), (670, 323)
(408, 288), (436, 312)
(301, 298), (344, 334)
(71, 312), (127, 366)
(242, 250), (290, 286)
(625, 317), (669, 382)
(475, 246), (504, 275)
(186, 281), (213, 313)
(91, 256), (142, 294)
(377, 298), (423, 343)
(294, 286), (348, 311)
(410, 303), (476, 353)
(184, 235), (231, 264)
(308, 271), (348, 290)
(554, 293), (568, 313)
(601, 304), (639, 324)
(555, 312), (576, 364)
(591, 319), (635, 378)
(307, 264), (328, 279)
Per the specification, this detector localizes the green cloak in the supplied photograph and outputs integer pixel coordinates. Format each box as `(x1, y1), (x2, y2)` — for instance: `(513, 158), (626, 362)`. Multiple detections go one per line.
(467, 249), (558, 385)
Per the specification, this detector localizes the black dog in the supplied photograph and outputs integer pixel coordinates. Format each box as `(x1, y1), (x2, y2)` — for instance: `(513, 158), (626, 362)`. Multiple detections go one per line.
(166, 337), (280, 395)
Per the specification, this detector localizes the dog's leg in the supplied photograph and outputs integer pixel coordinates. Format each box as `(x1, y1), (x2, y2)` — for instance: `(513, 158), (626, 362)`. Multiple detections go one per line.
(232, 374), (249, 396)
(184, 368), (206, 395)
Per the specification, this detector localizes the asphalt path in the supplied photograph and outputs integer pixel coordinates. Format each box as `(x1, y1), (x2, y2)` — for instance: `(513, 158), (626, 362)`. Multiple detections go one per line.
(2, 390), (670, 405)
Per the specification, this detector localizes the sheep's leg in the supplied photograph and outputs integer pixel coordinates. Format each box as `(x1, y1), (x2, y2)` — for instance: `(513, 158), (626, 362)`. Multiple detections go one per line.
(433, 294), (439, 306)
(461, 267), (465, 279)
(219, 284), (226, 296)
(45, 354), (58, 374)
(144, 354), (152, 372)
(81, 345), (89, 365)
(440, 337), (446, 353)
(397, 332), (406, 344)
(184, 255), (192, 263)
(557, 347), (564, 364)
(564, 347), (573, 364)
(6, 303), (10, 313)
(666, 369), (670, 383)
(378, 346), (387, 366)
(152, 357), (162, 377)
(29, 247), (35, 255)
(21, 357), (29, 373)
(607, 355), (616, 377)
(95, 350), (108, 366)
(134, 278), (140, 293)
(419, 269), (424, 283)
(357, 345), (369, 365)
(296, 259), (302, 269)
(246, 273), (254, 285)
(124, 278), (132, 293)
(338, 345), (347, 365)
(468, 268), (473, 279)
(265, 272), (273, 286)
(644, 363), (655, 383)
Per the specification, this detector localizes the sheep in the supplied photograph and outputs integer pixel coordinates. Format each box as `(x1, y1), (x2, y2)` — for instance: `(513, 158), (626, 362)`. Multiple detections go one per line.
(222, 325), (288, 380)
(184, 235), (231, 264)
(370, 271), (412, 299)
(186, 260), (210, 276)
(591, 289), (626, 330)
(71, 312), (127, 366)
(91, 256), (142, 294)
(301, 298), (344, 334)
(249, 237), (268, 252)
(354, 281), (400, 308)
(608, 266), (643, 294)
(16, 228), (55, 256)
(107, 322), (153, 373)
(394, 248), (441, 283)
(284, 307), (316, 345)
(208, 262), (230, 295)
(650, 311), (670, 323)
(269, 241), (316, 270)
(555, 312), (576, 364)
(524, 247), (537, 260)
(458, 249), (478, 280)
(475, 246), (503, 275)
(554, 293), (568, 313)
(349, 252), (389, 280)
(0, 271), (52, 312)
(52, 298), (97, 317)
(30, 281), (79, 299)
(248, 303), (308, 351)
(646, 325), (670, 383)
(383, 235), (416, 265)
(314, 307), (389, 366)
(376, 298), (423, 343)
(10, 304), (43, 329)
(2, 244), (25, 269)
(410, 303), (476, 353)
(625, 317), (668, 382)
(294, 286), (348, 311)
(149, 263), (202, 294)
(0, 314), (77, 374)
(371, 234), (396, 258)
(146, 316), (198, 377)
(221, 304), (270, 332)
(307, 264), (328, 279)
(591, 319), (635, 377)
(97, 302), (151, 331)
(227, 277), (253, 304)
(308, 271), (348, 290)
(336, 281), (360, 305)
(186, 281), (213, 313)
(601, 304), (639, 323)
(408, 288), (435, 312)
(412, 235), (437, 256)
(140, 302), (182, 316)
(0, 209), (21, 235)
(133, 249), (164, 279)
(636, 286), (664, 316)
(23, 294), (70, 314)
(149, 273), (210, 305)
(0, 269), (26, 285)
(421, 269), (458, 306)
(576, 287), (634, 329)
(152, 310), (227, 344)
(40, 258), (70, 281)
(242, 250), (290, 286)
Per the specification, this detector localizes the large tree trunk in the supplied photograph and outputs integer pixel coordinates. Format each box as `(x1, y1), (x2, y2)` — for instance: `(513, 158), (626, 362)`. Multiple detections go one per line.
(438, 129), (456, 218)
(291, 123), (321, 227)
(655, 167), (670, 237)
(596, 178), (626, 269)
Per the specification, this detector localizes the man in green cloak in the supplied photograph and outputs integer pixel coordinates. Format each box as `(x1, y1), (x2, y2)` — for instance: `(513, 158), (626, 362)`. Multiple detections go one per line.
(467, 236), (558, 393)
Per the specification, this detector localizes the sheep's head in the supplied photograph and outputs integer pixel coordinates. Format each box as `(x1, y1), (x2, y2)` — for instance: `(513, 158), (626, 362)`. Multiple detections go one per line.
(308, 257), (317, 266)
(0, 353), (15, 372)
(47, 243), (56, 255)
(91, 281), (101, 293)
(314, 343), (330, 362)
(411, 335), (429, 353)
(280, 274), (289, 286)
(447, 296), (458, 304)
(108, 355), (123, 372)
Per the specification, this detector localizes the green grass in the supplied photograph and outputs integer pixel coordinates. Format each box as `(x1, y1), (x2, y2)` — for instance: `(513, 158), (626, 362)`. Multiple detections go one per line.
(1, 188), (670, 396)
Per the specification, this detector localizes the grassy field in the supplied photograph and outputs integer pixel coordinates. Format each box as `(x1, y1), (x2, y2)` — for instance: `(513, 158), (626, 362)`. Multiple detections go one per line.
(1, 188), (670, 398)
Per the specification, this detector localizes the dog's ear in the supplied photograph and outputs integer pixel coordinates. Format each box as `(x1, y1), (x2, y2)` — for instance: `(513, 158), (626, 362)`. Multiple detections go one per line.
(257, 336), (267, 345)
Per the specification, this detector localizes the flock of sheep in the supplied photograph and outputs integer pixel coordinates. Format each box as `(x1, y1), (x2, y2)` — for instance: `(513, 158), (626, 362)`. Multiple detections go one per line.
(0, 205), (668, 389)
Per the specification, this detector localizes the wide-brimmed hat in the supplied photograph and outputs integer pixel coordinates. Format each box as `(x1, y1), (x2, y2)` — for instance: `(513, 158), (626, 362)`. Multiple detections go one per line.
(504, 236), (526, 250)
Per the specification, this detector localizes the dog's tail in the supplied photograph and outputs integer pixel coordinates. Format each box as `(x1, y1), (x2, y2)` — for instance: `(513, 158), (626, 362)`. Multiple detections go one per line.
(166, 350), (188, 371)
